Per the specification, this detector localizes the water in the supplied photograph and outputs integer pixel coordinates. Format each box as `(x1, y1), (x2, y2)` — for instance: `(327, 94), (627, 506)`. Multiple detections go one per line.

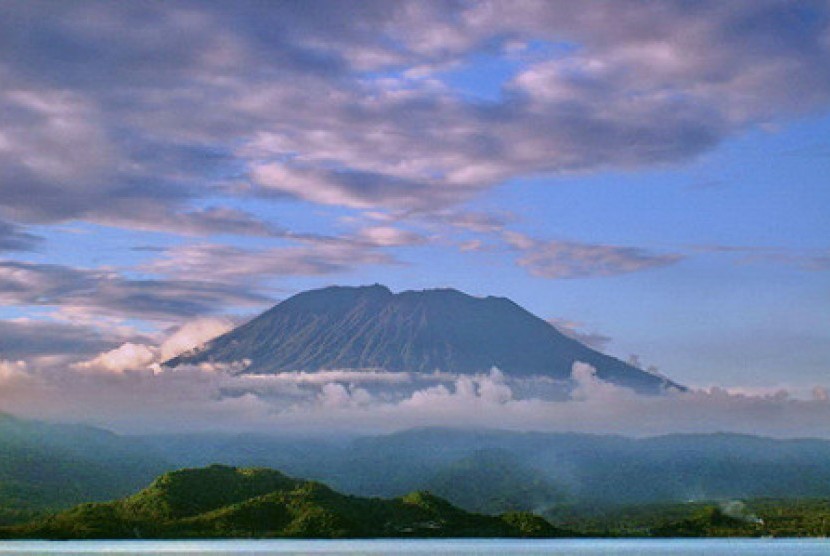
(0, 539), (829, 555)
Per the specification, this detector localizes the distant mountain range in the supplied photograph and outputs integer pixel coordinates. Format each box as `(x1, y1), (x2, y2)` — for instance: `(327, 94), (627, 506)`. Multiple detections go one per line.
(0, 413), (168, 525)
(6, 414), (830, 526)
(166, 284), (677, 394)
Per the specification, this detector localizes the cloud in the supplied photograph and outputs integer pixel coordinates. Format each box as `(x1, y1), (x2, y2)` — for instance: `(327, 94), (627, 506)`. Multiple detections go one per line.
(0, 0), (827, 236)
(3, 350), (830, 438)
(73, 317), (235, 374)
(0, 224), (411, 353)
(248, 162), (464, 211)
(0, 318), (134, 361)
(73, 342), (159, 374)
(445, 211), (513, 233)
(144, 241), (397, 284)
(0, 260), (270, 322)
(0, 1), (827, 401)
(157, 317), (235, 362)
(356, 226), (426, 247)
(458, 239), (487, 252)
(0, 359), (27, 381)
(504, 231), (683, 278)
(694, 244), (830, 272)
(547, 317), (612, 350)
(0, 220), (42, 252)
(101, 207), (285, 238)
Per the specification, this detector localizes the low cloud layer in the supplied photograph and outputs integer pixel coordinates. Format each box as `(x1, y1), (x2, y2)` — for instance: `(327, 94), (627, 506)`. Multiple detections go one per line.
(2, 324), (829, 438)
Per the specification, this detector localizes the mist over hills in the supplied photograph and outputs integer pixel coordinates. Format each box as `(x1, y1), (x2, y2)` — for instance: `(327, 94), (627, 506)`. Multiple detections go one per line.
(166, 284), (676, 394)
(6, 414), (830, 525)
(6, 462), (830, 538)
(0, 413), (168, 524)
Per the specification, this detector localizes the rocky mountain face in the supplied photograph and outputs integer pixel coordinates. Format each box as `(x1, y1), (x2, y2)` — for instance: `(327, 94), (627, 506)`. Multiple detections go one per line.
(166, 284), (677, 393)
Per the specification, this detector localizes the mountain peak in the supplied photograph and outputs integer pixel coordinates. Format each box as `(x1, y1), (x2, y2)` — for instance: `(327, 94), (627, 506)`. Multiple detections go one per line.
(166, 284), (679, 394)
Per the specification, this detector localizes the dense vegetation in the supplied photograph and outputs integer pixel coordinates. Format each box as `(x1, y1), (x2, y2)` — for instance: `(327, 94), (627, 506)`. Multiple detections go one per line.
(0, 413), (168, 525)
(547, 499), (830, 537)
(3, 461), (830, 539)
(425, 448), (563, 514)
(8, 417), (830, 525)
(0, 465), (567, 539)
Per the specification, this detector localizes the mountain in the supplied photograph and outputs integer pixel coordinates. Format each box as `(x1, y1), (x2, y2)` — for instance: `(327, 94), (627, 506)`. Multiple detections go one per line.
(166, 284), (676, 393)
(6, 415), (830, 525)
(0, 413), (169, 524)
(334, 428), (830, 508)
(1, 465), (565, 539)
(138, 427), (830, 513)
(423, 448), (564, 514)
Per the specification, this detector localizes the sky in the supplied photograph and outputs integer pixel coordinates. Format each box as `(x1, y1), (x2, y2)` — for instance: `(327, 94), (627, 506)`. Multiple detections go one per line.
(1, 1), (829, 433)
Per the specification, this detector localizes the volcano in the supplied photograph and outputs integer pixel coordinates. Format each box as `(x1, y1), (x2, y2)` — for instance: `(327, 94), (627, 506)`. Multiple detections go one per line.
(165, 284), (679, 394)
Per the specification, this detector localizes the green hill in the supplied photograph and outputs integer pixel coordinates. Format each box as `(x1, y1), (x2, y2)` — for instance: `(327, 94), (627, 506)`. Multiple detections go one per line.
(4, 463), (830, 538)
(0, 465), (567, 539)
(0, 413), (169, 524)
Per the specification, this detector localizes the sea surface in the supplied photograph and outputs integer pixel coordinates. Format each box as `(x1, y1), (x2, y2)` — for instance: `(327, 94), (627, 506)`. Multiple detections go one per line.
(1, 539), (829, 555)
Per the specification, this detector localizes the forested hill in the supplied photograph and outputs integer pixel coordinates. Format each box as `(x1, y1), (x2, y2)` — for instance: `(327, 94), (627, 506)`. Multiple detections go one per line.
(1, 465), (564, 539)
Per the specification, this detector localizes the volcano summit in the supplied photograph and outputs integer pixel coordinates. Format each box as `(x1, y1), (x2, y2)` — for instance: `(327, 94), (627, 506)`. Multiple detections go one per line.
(166, 285), (678, 394)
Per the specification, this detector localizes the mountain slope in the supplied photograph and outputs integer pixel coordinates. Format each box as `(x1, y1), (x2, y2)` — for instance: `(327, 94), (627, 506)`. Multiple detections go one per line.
(0, 413), (170, 524)
(347, 428), (830, 507)
(2, 465), (566, 539)
(424, 448), (563, 514)
(6, 418), (830, 526)
(166, 284), (675, 393)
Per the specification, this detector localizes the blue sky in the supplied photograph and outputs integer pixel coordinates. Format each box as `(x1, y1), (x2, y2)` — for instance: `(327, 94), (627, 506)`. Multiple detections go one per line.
(1, 0), (829, 398)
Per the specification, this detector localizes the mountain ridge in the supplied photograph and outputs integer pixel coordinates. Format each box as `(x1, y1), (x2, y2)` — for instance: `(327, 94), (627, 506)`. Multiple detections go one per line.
(6, 414), (830, 523)
(166, 284), (677, 394)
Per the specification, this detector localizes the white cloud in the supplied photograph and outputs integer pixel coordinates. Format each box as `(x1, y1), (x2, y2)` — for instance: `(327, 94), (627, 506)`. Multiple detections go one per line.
(3, 355), (830, 439)
(504, 231), (683, 279)
(144, 241), (395, 283)
(158, 317), (235, 362)
(546, 317), (612, 351)
(0, 359), (28, 381)
(4, 0), (826, 233)
(73, 342), (159, 374)
(357, 226), (425, 247)
(72, 317), (235, 374)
